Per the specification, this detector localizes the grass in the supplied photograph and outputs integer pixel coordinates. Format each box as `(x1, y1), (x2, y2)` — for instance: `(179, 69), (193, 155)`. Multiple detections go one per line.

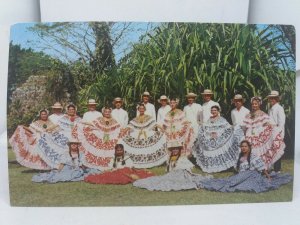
(8, 148), (294, 207)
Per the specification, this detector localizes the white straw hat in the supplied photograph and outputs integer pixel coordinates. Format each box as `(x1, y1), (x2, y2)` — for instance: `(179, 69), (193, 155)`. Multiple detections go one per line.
(201, 89), (214, 95)
(158, 95), (169, 103)
(113, 97), (123, 104)
(51, 102), (63, 109)
(232, 94), (245, 103)
(87, 99), (98, 105)
(186, 92), (197, 98)
(267, 90), (280, 98)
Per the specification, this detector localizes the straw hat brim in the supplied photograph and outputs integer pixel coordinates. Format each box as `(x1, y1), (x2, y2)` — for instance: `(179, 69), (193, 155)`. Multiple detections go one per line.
(267, 95), (281, 99)
(231, 98), (245, 103)
(158, 98), (169, 103)
(186, 94), (197, 98)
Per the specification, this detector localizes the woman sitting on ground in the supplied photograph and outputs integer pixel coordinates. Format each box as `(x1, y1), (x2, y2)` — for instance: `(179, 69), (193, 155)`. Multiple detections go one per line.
(197, 140), (292, 193)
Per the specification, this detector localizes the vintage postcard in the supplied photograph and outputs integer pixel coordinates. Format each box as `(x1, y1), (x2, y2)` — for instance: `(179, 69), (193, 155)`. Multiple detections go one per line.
(7, 22), (295, 206)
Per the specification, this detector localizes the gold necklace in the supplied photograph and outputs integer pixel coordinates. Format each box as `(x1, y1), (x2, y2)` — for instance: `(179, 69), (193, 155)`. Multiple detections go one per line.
(138, 115), (146, 123)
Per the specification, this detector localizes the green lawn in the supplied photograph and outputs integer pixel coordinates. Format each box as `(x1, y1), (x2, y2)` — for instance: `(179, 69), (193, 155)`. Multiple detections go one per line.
(8, 149), (294, 206)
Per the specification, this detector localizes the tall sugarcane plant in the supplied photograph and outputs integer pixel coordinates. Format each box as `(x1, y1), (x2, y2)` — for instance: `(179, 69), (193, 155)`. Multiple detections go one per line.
(79, 23), (295, 156)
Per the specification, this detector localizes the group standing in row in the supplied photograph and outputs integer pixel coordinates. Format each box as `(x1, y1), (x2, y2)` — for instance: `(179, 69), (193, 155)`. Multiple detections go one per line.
(9, 89), (291, 192)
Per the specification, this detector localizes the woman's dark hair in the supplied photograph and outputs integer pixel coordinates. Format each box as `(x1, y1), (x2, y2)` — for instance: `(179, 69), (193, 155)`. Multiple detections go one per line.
(103, 106), (112, 110)
(68, 143), (79, 158)
(113, 144), (125, 168)
(169, 97), (179, 102)
(236, 140), (252, 171)
(101, 106), (112, 115)
(137, 103), (146, 110)
(115, 144), (124, 151)
(211, 105), (220, 111)
(39, 109), (48, 115)
(67, 104), (76, 110)
(251, 96), (262, 105)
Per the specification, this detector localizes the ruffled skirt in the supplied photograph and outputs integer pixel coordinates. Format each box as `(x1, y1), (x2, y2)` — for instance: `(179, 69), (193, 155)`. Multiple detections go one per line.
(36, 131), (70, 169)
(32, 166), (100, 183)
(73, 123), (119, 170)
(246, 125), (285, 169)
(133, 169), (212, 191)
(84, 167), (154, 185)
(119, 130), (168, 168)
(193, 125), (244, 173)
(198, 170), (292, 193)
(9, 126), (50, 170)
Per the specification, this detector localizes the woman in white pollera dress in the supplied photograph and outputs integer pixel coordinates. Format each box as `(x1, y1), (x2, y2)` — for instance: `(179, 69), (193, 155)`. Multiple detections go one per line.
(119, 103), (168, 168)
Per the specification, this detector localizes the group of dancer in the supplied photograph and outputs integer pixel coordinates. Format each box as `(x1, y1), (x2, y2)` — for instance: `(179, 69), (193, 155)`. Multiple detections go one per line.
(9, 89), (292, 193)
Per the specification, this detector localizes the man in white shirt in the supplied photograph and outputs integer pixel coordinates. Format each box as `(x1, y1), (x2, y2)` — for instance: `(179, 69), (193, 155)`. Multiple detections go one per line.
(111, 97), (129, 128)
(183, 92), (202, 133)
(157, 95), (171, 126)
(231, 94), (250, 126)
(49, 102), (64, 124)
(267, 90), (286, 173)
(200, 89), (220, 124)
(82, 99), (102, 123)
(136, 91), (156, 120)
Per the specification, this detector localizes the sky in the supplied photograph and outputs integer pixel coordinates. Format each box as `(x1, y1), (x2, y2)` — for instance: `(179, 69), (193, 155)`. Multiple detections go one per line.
(9, 22), (295, 70)
(10, 22), (159, 63)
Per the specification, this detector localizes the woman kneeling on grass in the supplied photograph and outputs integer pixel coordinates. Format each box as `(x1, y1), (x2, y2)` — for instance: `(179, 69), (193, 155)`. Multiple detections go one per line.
(84, 144), (154, 185)
(32, 139), (98, 183)
(133, 141), (211, 192)
(197, 140), (292, 193)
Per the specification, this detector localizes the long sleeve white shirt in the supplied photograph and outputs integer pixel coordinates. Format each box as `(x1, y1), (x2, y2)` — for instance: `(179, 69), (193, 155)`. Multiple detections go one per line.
(112, 108), (129, 128)
(184, 103), (202, 124)
(82, 111), (103, 122)
(157, 105), (171, 125)
(268, 103), (286, 136)
(231, 106), (250, 126)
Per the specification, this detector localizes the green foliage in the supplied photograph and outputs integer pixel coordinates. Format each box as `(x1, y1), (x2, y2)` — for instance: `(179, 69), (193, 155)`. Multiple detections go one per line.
(7, 96), (51, 137)
(7, 43), (61, 136)
(89, 22), (116, 73)
(45, 59), (78, 103)
(115, 23), (295, 113)
(80, 23), (295, 156)
(7, 42), (53, 103)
